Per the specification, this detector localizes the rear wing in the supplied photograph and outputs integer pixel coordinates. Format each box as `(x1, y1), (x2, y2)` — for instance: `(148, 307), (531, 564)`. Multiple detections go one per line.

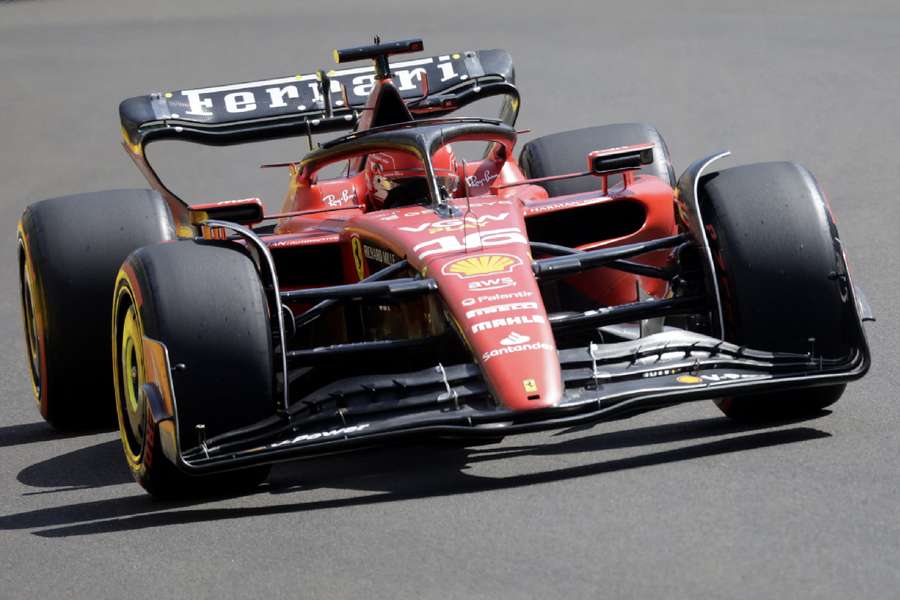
(119, 49), (516, 153)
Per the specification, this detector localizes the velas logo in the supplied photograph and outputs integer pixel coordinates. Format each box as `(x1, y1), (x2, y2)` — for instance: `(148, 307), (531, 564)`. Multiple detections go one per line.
(500, 332), (529, 345)
(442, 254), (522, 279)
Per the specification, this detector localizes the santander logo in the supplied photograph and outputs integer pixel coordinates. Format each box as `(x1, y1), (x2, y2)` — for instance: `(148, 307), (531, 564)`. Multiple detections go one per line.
(500, 332), (530, 346)
(482, 331), (555, 363)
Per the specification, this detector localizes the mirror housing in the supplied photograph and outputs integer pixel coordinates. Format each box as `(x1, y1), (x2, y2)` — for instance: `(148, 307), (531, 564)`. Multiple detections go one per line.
(191, 197), (265, 226)
(587, 143), (655, 176)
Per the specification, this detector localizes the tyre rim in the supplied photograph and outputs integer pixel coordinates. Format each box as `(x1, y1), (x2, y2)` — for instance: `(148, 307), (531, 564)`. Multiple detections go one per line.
(118, 303), (146, 458)
(19, 256), (42, 402)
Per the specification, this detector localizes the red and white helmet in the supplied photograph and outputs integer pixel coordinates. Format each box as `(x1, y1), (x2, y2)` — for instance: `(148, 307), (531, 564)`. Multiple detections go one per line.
(364, 146), (458, 210)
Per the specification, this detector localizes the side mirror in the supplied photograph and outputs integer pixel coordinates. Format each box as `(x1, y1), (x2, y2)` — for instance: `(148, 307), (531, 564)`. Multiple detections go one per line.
(191, 197), (265, 225)
(587, 143), (655, 175)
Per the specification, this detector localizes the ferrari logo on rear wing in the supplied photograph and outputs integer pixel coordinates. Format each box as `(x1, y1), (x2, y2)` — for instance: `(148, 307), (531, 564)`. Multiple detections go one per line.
(118, 49), (514, 151)
(178, 54), (466, 119)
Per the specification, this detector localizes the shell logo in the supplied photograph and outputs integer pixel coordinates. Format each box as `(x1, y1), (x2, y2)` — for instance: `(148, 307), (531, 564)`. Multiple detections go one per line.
(441, 254), (522, 279)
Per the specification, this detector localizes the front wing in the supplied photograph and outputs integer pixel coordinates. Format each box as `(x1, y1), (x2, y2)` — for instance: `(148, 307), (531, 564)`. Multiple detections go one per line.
(141, 327), (869, 475)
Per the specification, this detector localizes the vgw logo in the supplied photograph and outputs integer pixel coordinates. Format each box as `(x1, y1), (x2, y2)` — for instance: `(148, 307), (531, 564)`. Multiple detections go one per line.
(400, 213), (509, 234)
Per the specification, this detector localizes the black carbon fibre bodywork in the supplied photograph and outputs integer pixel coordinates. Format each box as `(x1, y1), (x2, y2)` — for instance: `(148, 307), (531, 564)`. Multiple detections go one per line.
(158, 326), (868, 474)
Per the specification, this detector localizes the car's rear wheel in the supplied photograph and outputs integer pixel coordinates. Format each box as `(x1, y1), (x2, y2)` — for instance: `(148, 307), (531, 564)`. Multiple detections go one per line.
(699, 162), (853, 420)
(518, 123), (675, 196)
(113, 240), (274, 498)
(18, 189), (175, 430)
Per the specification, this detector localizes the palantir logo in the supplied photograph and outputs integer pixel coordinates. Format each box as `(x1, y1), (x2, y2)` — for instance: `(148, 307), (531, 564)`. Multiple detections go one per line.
(500, 332), (530, 346)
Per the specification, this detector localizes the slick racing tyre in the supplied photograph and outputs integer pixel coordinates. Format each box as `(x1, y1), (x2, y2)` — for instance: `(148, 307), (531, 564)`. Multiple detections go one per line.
(518, 123), (676, 196)
(113, 240), (274, 498)
(699, 162), (852, 421)
(18, 189), (175, 430)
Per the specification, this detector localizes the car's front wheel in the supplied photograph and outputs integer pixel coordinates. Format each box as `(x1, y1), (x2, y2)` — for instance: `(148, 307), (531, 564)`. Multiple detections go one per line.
(699, 162), (853, 420)
(113, 239), (275, 497)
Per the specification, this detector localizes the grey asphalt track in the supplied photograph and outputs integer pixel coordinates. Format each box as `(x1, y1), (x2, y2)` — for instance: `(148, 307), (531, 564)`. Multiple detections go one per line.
(1, 1), (898, 598)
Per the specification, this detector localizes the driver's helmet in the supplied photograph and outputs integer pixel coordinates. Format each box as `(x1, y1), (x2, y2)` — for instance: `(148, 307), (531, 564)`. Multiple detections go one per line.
(365, 146), (458, 210)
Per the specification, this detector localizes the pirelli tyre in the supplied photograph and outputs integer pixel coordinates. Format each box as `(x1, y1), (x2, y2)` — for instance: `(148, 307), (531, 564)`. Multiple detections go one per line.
(699, 162), (851, 420)
(518, 123), (676, 196)
(18, 189), (175, 430)
(113, 240), (273, 498)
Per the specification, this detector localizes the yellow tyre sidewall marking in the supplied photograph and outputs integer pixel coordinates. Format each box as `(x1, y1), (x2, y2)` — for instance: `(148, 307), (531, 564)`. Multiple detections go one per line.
(112, 275), (147, 473)
(19, 246), (45, 406)
(121, 306), (145, 435)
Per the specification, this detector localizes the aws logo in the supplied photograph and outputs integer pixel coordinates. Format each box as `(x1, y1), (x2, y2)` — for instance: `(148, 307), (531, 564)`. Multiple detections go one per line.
(467, 277), (516, 291)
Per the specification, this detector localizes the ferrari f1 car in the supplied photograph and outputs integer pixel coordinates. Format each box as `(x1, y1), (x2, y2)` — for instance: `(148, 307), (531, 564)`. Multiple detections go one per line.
(18, 39), (872, 497)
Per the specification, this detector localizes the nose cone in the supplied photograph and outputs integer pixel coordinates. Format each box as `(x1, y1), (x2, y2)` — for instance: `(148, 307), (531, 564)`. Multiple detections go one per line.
(364, 200), (564, 410)
(433, 251), (562, 410)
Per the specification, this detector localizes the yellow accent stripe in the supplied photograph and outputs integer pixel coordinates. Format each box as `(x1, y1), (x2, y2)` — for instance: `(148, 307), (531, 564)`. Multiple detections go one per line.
(17, 222), (46, 408)
(112, 276), (144, 470)
(120, 126), (143, 157)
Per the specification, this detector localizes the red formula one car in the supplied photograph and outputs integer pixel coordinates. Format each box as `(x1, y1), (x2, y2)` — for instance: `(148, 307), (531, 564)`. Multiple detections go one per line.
(18, 39), (872, 496)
